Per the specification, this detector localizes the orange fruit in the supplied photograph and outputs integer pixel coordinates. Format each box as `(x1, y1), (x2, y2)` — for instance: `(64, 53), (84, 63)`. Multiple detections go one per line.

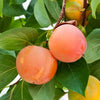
(49, 24), (87, 63)
(16, 45), (57, 85)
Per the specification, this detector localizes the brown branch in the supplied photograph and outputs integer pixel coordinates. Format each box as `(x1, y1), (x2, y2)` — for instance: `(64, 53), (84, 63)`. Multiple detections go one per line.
(54, 0), (66, 29)
(9, 78), (21, 87)
(81, 0), (87, 26)
(63, 5), (67, 22)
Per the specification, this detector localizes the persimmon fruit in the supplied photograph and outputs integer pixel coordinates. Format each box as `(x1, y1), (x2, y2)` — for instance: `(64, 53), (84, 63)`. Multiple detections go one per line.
(67, 0), (83, 7)
(68, 75), (100, 100)
(65, 1), (82, 23)
(16, 45), (57, 85)
(49, 24), (87, 63)
(65, 0), (91, 24)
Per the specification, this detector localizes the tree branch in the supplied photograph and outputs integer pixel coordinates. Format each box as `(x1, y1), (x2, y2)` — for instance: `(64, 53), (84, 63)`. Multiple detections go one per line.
(54, 0), (66, 29)
(81, 0), (87, 26)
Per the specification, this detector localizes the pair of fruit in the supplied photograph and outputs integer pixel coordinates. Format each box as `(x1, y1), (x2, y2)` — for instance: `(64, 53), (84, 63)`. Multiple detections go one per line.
(16, 24), (87, 85)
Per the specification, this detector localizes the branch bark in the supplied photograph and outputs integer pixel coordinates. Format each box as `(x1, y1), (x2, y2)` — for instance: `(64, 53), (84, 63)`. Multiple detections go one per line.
(81, 0), (87, 26)
(54, 0), (66, 29)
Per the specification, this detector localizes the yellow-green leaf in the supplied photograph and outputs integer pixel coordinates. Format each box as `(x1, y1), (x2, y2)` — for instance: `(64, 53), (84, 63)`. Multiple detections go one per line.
(0, 0), (3, 17)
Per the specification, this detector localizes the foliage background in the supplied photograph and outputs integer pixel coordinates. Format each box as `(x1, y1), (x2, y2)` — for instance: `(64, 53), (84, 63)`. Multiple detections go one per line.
(0, 0), (100, 100)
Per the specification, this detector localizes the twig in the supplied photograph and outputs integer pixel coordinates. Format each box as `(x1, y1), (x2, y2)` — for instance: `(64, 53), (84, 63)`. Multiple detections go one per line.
(63, 5), (67, 22)
(81, 0), (87, 26)
(54, 0), (66, 29)
(9, 78), (21, 87)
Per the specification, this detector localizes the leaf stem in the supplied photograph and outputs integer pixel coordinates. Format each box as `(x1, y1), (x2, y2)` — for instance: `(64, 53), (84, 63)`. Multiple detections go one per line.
(81, 0), (87, 26)
(54, 0), (66, 29)
(19, 18), (24, 27)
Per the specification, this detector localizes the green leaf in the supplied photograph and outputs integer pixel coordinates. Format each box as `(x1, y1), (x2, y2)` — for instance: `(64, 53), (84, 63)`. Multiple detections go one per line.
(97, 4), (100, 12)
(91, 0), (100, 18)
(88, 13), (100, 28)
(8, 18), (25, 29)
(0, 17), (12, 33)
(0, 27), (39, 50)
(3, 0), (26, 17)
(35, 29), (47, 45)
(0, 49), (16, 57)
(29, 79), (55, 100)
(25, 14), (40, 28)
(27, 0), (37, 14)
(44, 0), (61, 20)
(89, 60), (100, 80)
(85, 13), (100, 35)
(25, 0), (40, 28)
(85, 24), (93, 35)
(34, 0), (51, 27)
(0, 81), (33, 100)
(53, 88), (65, 100)
(84, 29), (100, 63)
(56, 58), (89, 96)
(10, 0), (26, 4)
(57, 0), (62, 8)
(0, 54), (17, 90)
(0, 0), (3, 17)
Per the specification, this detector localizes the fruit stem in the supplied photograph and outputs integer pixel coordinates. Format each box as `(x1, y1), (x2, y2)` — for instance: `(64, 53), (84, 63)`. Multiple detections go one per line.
(81, 0), (87, 26)
(54, 0), (66, 29)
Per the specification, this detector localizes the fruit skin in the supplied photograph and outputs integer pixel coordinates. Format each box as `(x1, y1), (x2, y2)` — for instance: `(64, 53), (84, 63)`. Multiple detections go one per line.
(68, 75), (100, 100)
(65, 0), (91, 24)
(65, 1), (82, 23)
(16, 45), (57, 85)
(49, 24), (87, 63)
(67, 0), (83, 7)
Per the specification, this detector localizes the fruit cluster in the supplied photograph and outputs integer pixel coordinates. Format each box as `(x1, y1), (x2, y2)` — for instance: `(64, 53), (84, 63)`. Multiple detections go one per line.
(15, 0), (100, 99)
(16, 24), (87, 85)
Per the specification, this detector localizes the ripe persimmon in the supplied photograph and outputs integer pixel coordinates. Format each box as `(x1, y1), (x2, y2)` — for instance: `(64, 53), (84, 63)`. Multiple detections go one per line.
(16, 45), (57, 85)
(49, 24), (87, 63)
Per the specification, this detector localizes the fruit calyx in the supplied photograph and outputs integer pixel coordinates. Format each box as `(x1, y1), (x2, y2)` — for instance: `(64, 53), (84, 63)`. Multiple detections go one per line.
(54, 20), (77, 29)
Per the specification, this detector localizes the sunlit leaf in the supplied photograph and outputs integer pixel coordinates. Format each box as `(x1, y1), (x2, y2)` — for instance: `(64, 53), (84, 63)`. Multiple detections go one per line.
(29, 79), (55, 100)
(34, 0), (51, 27)
(91, 0), (100, 18)
(0, 54), (17, 90)
(84, 29), (100, 63)
(3, 0), (26, 17)
(44, 0), (61, 20)
(0, 0), (3, 17)
(0, 27), (39, 50)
